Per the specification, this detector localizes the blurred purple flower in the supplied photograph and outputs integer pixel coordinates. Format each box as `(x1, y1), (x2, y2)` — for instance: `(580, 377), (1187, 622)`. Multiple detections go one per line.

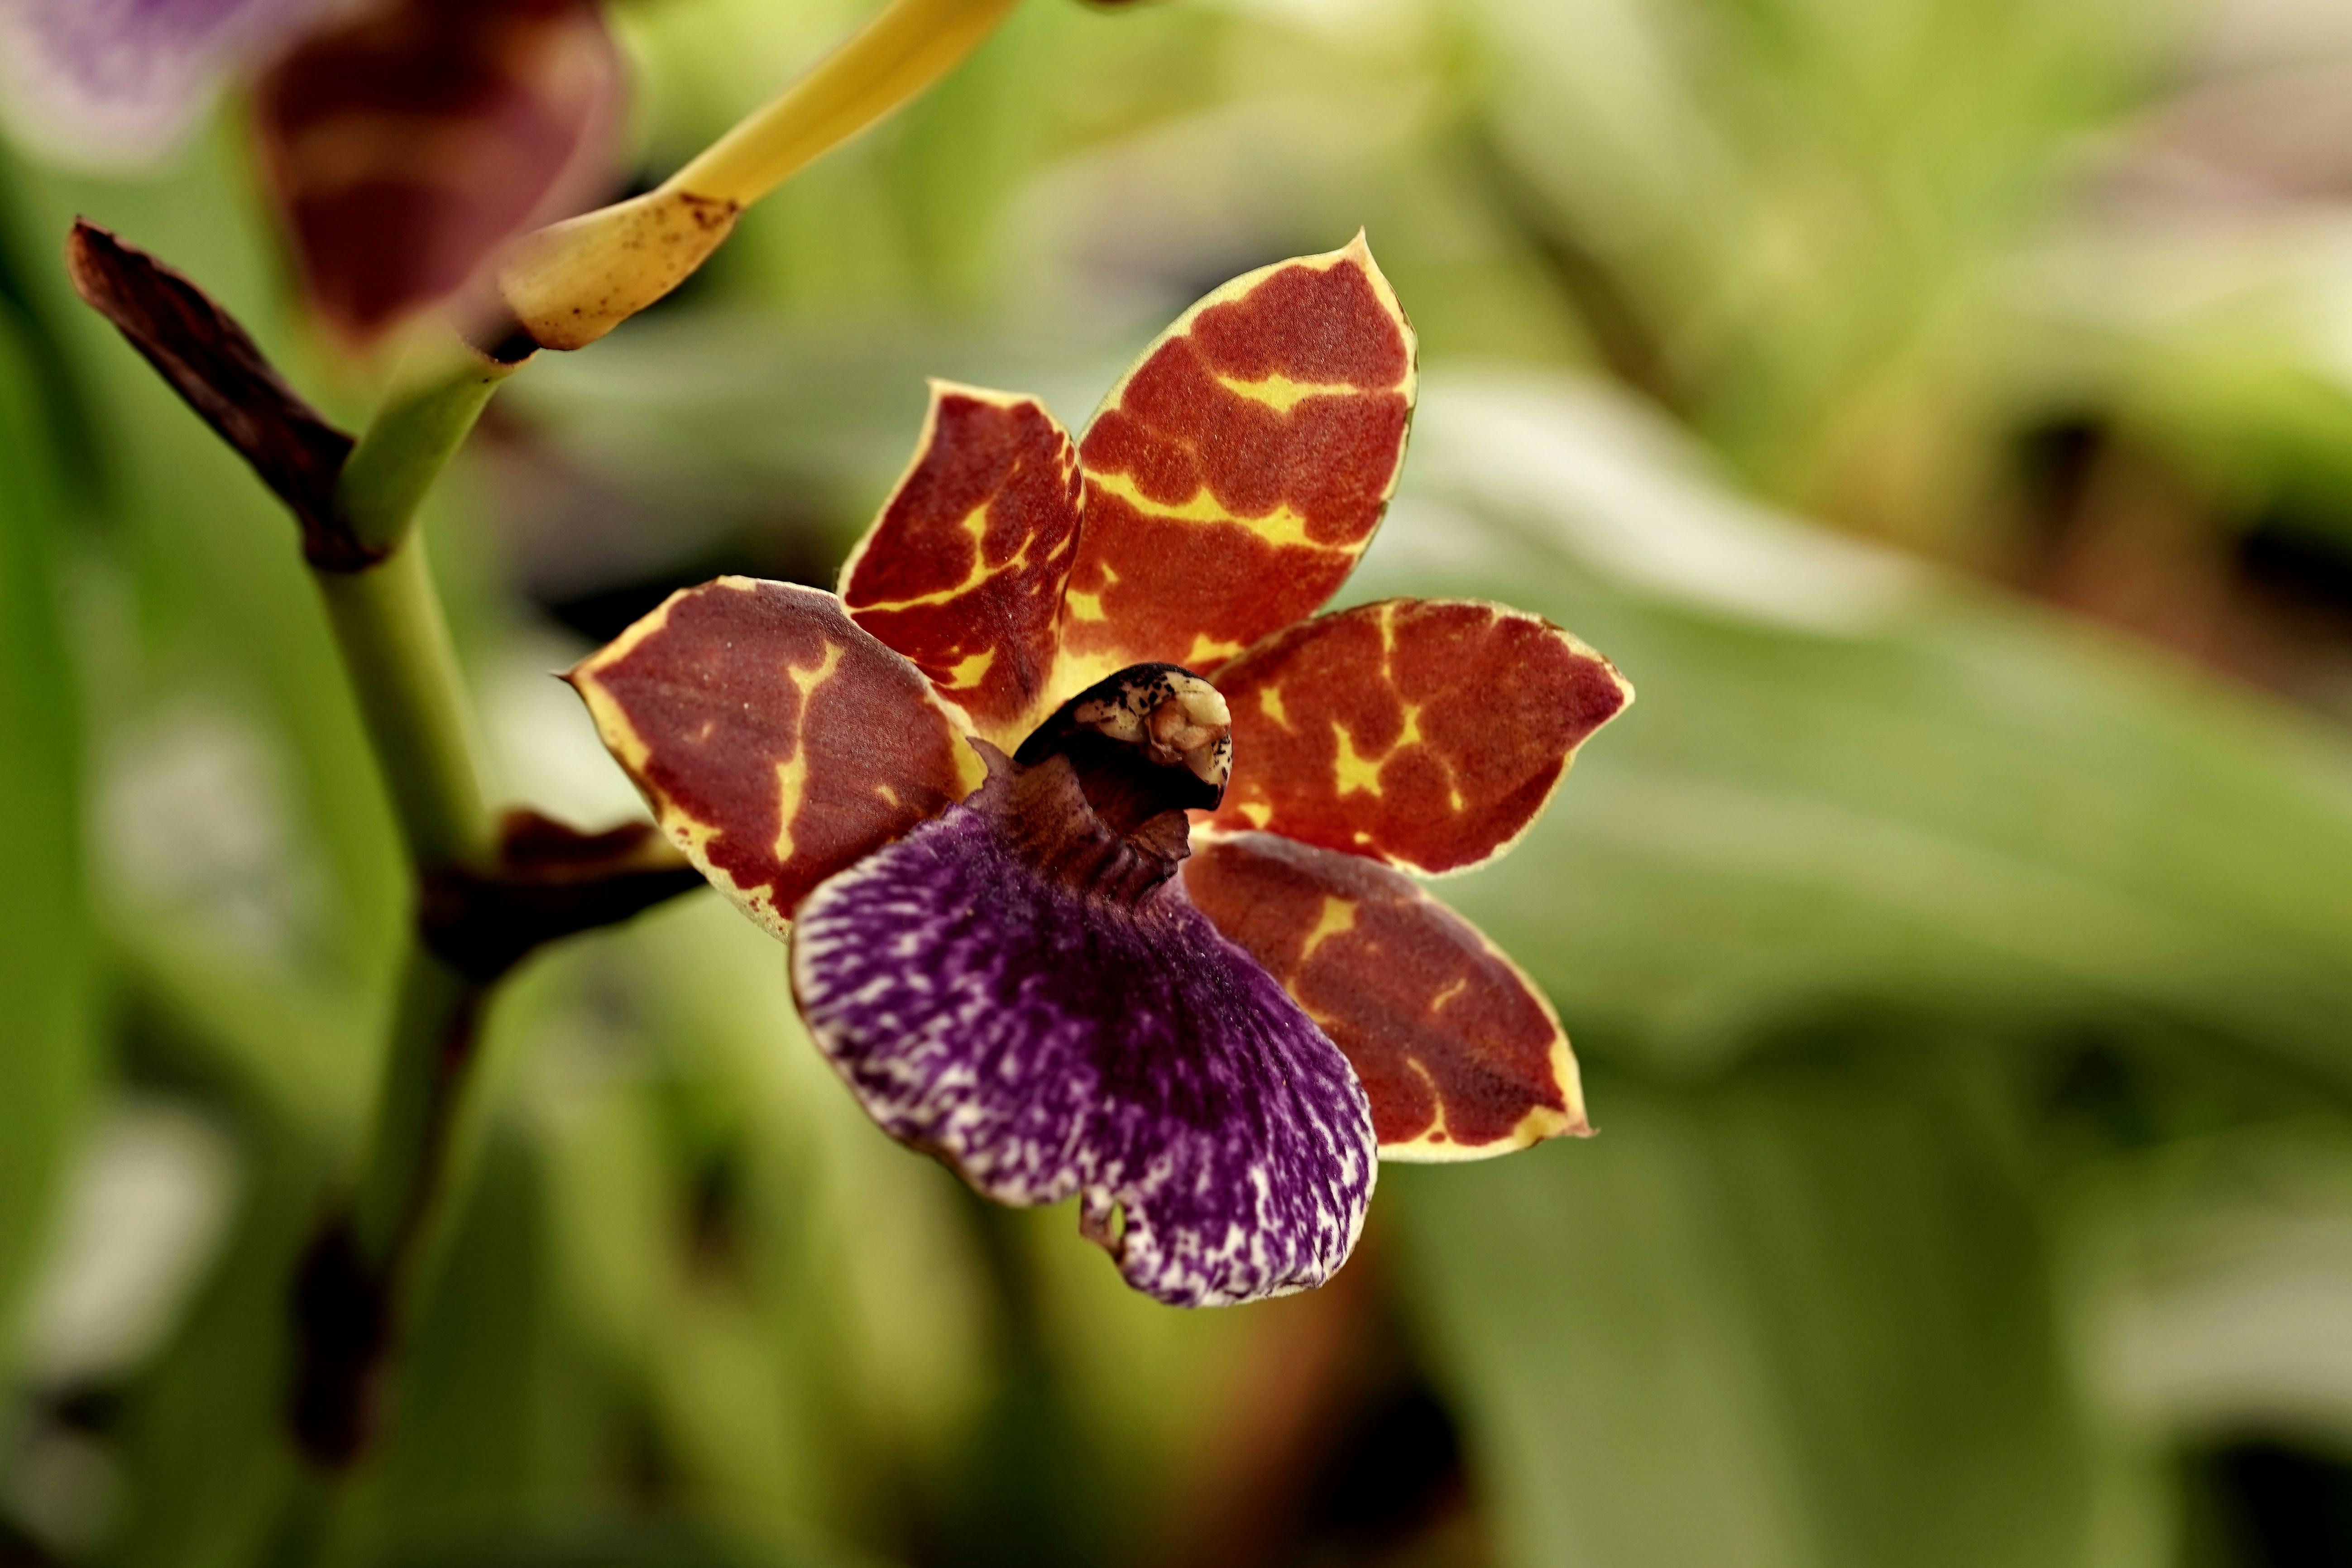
(4, 0), (624, 345)
(0, 0), (346, 165)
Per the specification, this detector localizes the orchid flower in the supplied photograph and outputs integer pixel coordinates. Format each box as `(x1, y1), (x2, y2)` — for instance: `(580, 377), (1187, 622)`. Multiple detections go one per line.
(568, 238), (1633, 1306)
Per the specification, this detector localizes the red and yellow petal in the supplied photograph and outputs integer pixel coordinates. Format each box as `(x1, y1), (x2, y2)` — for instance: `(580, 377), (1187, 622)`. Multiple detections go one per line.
(568, 577), (986, 939)
(1183, 830), (1586, 1160)
(839, 383), (1085, 747)
(1050, 235), (1417, 700)
(1210, 599), (1630, 876)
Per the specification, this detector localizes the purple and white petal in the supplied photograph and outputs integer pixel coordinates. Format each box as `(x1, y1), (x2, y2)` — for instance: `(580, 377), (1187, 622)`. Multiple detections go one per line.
(790, 773), (1376, 1308)
(0, 0), (344, 167)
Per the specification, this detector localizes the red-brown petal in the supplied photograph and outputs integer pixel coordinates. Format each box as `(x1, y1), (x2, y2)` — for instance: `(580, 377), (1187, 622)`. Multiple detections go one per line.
(1050, 234), (1417, 698)
(839, 383), (1084, 747)
(568, 578), (985, 940)
(255, 0), (623, 342)
(1210, 599), (1631, 876)
(1183, 830), (1586, 1159)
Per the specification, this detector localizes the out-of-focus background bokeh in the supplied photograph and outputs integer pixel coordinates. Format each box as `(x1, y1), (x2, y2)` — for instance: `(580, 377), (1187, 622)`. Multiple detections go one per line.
(9, 0), (2352, 1563)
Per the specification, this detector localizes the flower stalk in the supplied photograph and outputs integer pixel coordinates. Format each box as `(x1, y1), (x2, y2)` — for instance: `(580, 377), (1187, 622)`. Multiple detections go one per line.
(332, 350), (524, 564)
(493, 0), (1023, 351)
(65, 221), (704, 1485)
(668, 0), (1022, 205)
(313, 541), (494, 871)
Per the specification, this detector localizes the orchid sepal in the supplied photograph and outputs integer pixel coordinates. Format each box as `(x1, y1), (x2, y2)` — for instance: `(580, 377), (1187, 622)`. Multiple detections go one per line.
(1184, 829), (1589, 1160)
(566, 577), (986, 940)
(1209, 598), (1633, 877)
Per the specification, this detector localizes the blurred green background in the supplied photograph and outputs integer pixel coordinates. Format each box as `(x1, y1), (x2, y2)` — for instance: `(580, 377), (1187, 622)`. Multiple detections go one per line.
(10, 0), (2352, 1563)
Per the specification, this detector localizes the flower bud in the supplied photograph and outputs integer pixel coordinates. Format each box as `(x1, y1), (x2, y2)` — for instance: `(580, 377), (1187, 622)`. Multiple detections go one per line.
(256, 0), (624, 343)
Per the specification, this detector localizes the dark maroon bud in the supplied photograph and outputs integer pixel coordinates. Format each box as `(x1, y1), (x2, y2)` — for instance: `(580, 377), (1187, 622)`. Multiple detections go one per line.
(255, 0), (624, 342)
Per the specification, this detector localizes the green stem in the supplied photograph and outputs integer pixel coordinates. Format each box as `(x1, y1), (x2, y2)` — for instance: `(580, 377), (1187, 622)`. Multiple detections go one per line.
(315, 541), (494, 871)
(351, 946), (489, 1271)
(332, 351), (520, 561)
(288, 352), (510, 1475)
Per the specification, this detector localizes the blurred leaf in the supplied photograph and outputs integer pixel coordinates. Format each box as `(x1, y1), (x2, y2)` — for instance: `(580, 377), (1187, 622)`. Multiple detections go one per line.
(359, 1132), (610, 1554)
(2078, 1120), (2352, 1453)
(115, 921), (373, 1141)
(1355, 372), (2352, 1087)
(1392, 1045), (2111, 1568)
(526, 899), (994, 1554)
(108, 1127), (323, 1568)
(379, 1518), (854, 1568)
(0, 290), (100, 1350)
(1469, 0), (2167, 548)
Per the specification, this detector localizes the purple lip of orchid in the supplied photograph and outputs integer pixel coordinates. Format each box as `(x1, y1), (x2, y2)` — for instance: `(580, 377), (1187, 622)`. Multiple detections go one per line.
(570, 241), (1636, 1306)
(790, 663), (1380, 1309)
(793, 719), (1376, 1308)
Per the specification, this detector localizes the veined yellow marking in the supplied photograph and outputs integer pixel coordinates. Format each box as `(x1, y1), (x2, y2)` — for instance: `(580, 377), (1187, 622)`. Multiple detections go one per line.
(1429, 977), (1467, 1012)
(1061, 559), (1117, 625)
(1398, 930), (1589, 1155)
(940, 648), (996, 689)
(567, 588), (686, 778)
(852, 504), (1024, 613)
(1086, 469), (1342, 553)
(948, 735), (991, 797)
(770, 756), (814, 864)
(1214, 372), (1357, 415)
(1037, 648), (1126, 713)
(1236, 801), (1272, 829)
(1381, 1039), (1587, 1163)
(770, 643), (846, 863)
(1332, 725), (1384, 797)
(1381, 1059), (1453, 1157)
(1298, 897), (1356, 962)
(1257, 686), (1291, 728)
(567, 581), (820, 942)
(1183, 632), (1245, 667)
(644, 800), (792, 940)
(1081, 234), (1416, 453)
(875, 783), (901, 808)
(1383, 700), (1467, 812)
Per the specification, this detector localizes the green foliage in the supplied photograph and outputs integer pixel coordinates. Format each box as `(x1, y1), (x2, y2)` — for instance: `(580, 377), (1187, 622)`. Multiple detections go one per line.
(1394, 1047), (2092, 1568)
(0, 278), (99, 1353)
(1352, 381), (2352, 1084)
(10, 0), (2352, 1565)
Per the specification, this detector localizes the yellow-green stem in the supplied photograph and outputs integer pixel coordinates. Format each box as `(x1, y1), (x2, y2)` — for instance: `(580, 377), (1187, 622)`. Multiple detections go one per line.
(351, 946), (488, 1271)
(667, 0), (1022, 206)
(315, 542), (494, 872)
(493, 0), (1022, 350)
(292, 371), (506, 1480)
(333, 351), (521, 561)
